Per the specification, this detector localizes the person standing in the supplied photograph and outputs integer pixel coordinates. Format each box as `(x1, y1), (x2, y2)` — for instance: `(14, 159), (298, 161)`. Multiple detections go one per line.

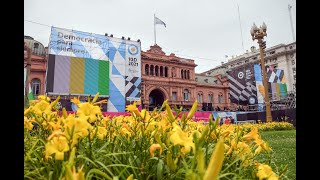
(225, 117), (231, 124)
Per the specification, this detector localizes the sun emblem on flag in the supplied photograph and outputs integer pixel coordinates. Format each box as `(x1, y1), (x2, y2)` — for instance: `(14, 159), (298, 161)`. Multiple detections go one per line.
(128, 44), (139, 55)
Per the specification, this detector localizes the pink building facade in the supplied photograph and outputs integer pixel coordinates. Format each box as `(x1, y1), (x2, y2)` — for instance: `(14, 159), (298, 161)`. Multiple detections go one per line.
(141, 44), (230, 111)
(24, 36), (47, 97)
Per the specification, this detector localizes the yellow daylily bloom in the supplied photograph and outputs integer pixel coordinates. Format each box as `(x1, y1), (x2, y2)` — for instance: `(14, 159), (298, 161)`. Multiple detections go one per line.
(24, 108), (30, 116)
(94, 99), (108, 106)
(24, 117), (35, 130)
(32, 100), (52, 116)
(255, 138), (273, 153)
(45, 136), (69, 160)
(149, 144), (162, 157)
(47, 129), (65, 141)
(70, 96), (81, 105)
(187, 100), (198, 120)
(63, 116), (93, 147)
(77, 102), (102, 123)
(158, 118), (171, 131)
(220, 125), (235, 138)
(125, 101), (141, 117)
(242, 127), (260, 142)
(48, 118), (62, 131)
(64, 165), (85, 180)
(64, 116), (93, 137)
(256, 164), (279, 180)
(169, 123), (195, 154)
(97, 127), (107, 140)
(141, 109), (151, 121)
(38, 95), (51, 102)
(203, 138), (225, 180)
(126, 174), (134, 180)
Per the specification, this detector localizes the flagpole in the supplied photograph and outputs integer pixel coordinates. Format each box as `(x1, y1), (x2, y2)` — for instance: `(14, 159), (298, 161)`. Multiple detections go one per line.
(237, 3), (244, 52)
(154, 14), (156, 45)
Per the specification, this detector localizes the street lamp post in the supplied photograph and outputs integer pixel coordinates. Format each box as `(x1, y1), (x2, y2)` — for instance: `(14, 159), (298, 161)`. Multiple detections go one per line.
(250, 22), (272, 122)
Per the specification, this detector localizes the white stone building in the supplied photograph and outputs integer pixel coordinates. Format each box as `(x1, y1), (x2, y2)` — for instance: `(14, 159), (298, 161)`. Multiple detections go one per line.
(202, 41), (296, 92)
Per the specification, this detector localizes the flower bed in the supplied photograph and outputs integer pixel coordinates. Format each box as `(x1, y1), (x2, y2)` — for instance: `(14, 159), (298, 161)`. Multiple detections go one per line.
(24, 94), (292, 179)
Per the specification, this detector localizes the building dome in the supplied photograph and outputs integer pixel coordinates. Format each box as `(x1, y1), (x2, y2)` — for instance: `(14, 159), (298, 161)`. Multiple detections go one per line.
(24, 35), (46, 57)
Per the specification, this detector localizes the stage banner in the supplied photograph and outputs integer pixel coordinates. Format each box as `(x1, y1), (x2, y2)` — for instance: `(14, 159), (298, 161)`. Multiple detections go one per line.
(227, 63), (257, 105)
(47, 27), (141, 112)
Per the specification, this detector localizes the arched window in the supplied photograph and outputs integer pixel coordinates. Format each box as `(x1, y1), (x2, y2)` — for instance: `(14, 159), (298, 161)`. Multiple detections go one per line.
(171, 67), (175, 77)
(184, 70), (187, 80)
(145, 64), (149, 75)
(218, 93), (224, 103)
(187, 70), (190, 79)
(155, 66), (159, 76)
(197, 92), (203, 103)
(31, 78), (41, 96)
(165, 67), (168, 77)
(150, 65), (154, 76)
(181, 70), (184, 79)
(208, 93), (213, 103)
(160, 66), (163, 76)
(183, 89), (189, 101)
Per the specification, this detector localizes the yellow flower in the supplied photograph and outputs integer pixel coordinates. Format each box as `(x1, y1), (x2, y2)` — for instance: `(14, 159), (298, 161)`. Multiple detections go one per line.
(256, 164), (279, 180)
(203, 138), (225, 180)
(125, 101), (141, 117)
(149, 144), (162, 157)
(63, 116), (93, 147)
(70, 96), (81, 105)
(24, 108), (30, 116)
(220, 125), (234, 138)
(32, 100), (52, 116)
(126, 174), (134, 180)
(255, 138), (272, 154)
(186, 100), (198, 120)
(47, 129), (65, 141)
(64, 165), (85, 180)
(97, 127), (107, 140)
(158, 118), (171, 131)
(64, 116), (93, 137)
(94, 99), (108, 106)
(165, 103), (175, 122)
(24, 117), (35, 130)
(120, 127), (132, 137)
(141, 109), (151, 121)
(169, 123), (195, 154)
(242, 127), (259, 142)
(48, 118), (62, 131)
(100, 116), (110, 127)
(38, 95), (51, 102)
(235, 142), (251, 158)
(77, 102), (101, 123)
(45, 136), (69, 160)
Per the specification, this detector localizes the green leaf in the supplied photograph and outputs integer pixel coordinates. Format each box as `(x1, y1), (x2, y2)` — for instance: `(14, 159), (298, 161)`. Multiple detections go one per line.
(156, 159), (164, 180)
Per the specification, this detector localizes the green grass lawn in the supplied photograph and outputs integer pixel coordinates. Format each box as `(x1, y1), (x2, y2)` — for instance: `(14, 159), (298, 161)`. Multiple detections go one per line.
(260, 130), (296, 180)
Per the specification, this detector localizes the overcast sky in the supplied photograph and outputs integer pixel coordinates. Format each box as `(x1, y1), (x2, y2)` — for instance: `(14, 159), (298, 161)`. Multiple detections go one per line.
(24, 0), (296, 73)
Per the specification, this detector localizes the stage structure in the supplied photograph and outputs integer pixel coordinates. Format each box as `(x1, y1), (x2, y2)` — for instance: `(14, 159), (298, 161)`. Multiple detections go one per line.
(46, 27), (141, 112)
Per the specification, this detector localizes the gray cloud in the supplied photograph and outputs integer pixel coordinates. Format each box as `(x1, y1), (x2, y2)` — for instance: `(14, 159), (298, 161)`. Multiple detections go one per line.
(24, 0), (296, 73)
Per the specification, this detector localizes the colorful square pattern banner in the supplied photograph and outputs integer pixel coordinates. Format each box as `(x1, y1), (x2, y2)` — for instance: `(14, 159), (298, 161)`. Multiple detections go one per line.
(253, 64), (287, 111)
(46, 27), (141, 112)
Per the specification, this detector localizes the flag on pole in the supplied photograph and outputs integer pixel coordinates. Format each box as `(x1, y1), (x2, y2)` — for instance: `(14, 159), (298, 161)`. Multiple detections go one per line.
(28, 84), (35, 101)
(154, 16), (166, 27)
